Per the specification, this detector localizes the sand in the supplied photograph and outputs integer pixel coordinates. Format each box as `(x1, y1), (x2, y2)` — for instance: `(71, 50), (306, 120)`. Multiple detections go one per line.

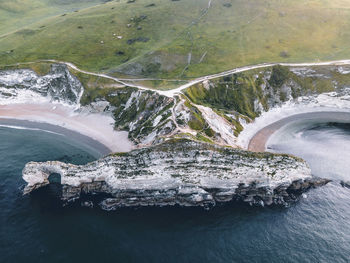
(0, 103), (134, 154)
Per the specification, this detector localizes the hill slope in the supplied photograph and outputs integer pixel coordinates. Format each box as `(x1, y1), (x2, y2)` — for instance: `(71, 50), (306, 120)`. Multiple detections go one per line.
(0, 0), (107, 37)
(1, 0), (350, 81)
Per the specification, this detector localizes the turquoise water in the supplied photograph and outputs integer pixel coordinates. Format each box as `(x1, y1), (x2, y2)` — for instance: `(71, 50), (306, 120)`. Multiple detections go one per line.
(0, 124), (350, 263)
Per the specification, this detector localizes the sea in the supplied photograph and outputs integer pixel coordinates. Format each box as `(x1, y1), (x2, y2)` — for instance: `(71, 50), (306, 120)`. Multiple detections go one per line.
(0, 120), (349, 263)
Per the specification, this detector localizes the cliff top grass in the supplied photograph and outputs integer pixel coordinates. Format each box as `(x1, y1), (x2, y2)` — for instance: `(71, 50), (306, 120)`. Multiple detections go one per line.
(0, 0), (107, 37)
(1, 0), (350, 87)
(110, 138), (306, 163)
(0, 61), (53, 75)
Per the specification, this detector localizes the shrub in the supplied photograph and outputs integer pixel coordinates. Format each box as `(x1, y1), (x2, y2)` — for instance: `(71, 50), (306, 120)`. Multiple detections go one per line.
(269, 65), (290, 88)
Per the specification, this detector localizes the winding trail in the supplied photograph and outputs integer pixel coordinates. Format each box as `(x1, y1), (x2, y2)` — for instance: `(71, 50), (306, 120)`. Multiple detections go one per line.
(4, 59), (350, 154)
(11, 59), (350, 98)
(165, 60), (350, 97)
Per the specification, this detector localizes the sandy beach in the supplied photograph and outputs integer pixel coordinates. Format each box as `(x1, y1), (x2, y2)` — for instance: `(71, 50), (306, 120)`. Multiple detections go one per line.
(0, 103), (134, 154)
(248, 111), (350, 152)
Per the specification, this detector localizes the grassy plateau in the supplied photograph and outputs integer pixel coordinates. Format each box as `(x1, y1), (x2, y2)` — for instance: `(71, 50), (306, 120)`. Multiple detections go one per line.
(1, 0), (350, 87)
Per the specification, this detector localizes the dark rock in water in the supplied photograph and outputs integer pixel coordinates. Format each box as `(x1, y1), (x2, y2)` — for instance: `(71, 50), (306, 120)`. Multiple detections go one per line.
(81, 201), (94, 208)
(340, 181), (350, 189)
(22, 139), (330, 210)
(231, 177), (331, 207)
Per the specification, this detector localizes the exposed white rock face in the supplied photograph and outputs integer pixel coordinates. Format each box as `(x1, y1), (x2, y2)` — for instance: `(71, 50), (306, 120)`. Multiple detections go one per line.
(22, 139), (329, 210)
(107, 87), (176, 145)
(0, 66), (177, 146)
(181, 65), (350, 149)
(196, 104), (237, 146)
(0, 64), (83, 106)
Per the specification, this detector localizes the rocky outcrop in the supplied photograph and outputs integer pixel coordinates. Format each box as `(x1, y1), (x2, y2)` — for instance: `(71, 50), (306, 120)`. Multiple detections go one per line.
(340, 181), (350, 189)
(22, 139), (329, 210)
(0, 64), (83, 105)
(80, 86), (177, 145)
(185, 64), (350, 146)
(111, 88), (175, 144)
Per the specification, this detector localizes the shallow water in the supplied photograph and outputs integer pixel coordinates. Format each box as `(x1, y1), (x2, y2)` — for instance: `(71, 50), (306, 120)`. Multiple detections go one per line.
(267, 120), (350, 181)
(0, 125), (350, 263)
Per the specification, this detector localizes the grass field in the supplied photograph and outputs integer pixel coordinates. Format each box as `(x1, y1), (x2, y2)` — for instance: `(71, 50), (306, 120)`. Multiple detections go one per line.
(1, 0), (350, 84)
(0, 0), (106, 36)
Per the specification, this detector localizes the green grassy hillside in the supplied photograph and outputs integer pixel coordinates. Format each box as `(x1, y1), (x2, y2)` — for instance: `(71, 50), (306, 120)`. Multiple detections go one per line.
(184, 64), (349, 128)
(0, 0), (107, 37)
(1, 0), (350, 82)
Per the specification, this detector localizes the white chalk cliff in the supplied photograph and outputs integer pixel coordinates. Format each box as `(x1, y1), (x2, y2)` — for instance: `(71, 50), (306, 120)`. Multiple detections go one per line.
(22, 139), (329, 210)
(0, 63), (342, 209)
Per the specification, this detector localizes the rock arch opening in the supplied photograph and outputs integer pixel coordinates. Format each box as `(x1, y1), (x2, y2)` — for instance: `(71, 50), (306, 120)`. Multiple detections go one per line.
(48, 173), (61, 184)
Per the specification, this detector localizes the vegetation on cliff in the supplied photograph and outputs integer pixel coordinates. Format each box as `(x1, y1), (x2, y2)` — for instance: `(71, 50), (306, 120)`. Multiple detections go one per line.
(3, 62), (350, 146)
(184, 65), (350, 136)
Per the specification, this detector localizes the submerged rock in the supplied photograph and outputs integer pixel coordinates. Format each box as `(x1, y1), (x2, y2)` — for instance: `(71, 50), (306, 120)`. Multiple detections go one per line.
(340, 181), (350, 189)
(81, 201), (94, 208)
(22, 139), (328, 210)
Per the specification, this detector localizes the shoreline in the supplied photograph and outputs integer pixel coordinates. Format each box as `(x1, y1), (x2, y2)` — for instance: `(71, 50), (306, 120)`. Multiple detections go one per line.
(0, 103), (134, 154)
(248, 111), (350, 152)
(0, 118), (111, 157)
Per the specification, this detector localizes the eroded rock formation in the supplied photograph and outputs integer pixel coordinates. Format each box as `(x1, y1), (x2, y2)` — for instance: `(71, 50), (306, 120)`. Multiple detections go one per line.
(0, 63), (337, 209)
(0, 64), (83, 105)
(22, 139), (329, 210)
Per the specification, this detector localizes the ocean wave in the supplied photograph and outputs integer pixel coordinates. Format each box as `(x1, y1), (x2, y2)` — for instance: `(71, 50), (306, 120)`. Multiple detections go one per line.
(0, 124), (64, 136)
(237, 90), (350, 149)
(267, 120), (350, 181)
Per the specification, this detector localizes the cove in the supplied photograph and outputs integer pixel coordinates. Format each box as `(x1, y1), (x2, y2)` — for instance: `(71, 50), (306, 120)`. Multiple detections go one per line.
(248, 111), (350, 152)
